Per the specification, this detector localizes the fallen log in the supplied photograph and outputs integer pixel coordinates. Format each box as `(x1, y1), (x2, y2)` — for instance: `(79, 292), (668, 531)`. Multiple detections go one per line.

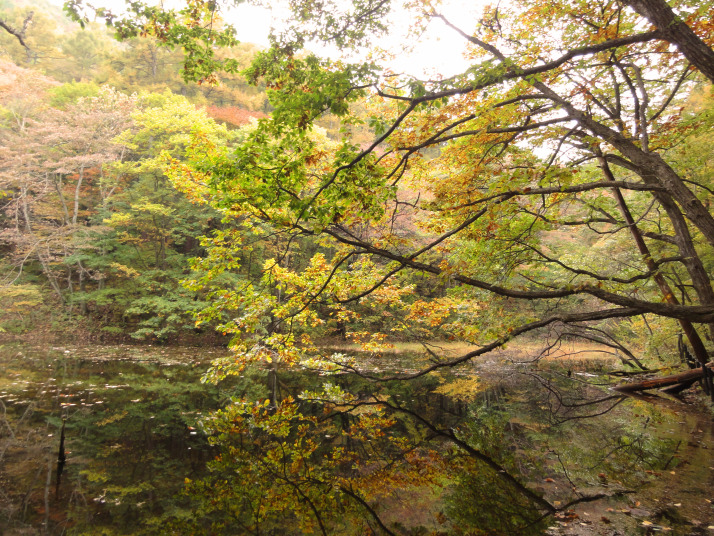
(613, 363), (714, 393)
(660, 379), (698, 395)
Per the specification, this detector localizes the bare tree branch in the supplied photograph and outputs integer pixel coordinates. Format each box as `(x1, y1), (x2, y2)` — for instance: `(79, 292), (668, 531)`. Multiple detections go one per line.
(0, 11), (33, 51)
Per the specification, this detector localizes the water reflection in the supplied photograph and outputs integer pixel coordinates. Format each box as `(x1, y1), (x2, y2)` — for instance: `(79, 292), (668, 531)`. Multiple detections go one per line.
(0, 343), (712, 535)
(0, 344), (233, 535)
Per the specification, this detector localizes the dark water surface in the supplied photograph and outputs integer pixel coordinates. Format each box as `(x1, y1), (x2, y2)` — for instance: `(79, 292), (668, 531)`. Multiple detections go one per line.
(0, 343), (712, 535)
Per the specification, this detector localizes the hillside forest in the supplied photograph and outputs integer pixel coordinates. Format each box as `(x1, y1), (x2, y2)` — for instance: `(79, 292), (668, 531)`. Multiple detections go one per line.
(0, 0), (383, 342)
(2, 0), (714, 532)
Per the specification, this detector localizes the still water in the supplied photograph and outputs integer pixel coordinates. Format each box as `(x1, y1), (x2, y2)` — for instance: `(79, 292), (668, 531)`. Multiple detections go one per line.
(0, 343), (712, 535)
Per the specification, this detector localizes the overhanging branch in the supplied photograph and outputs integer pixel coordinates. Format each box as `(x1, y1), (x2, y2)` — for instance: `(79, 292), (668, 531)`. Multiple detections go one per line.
(0, 12), (33, 51)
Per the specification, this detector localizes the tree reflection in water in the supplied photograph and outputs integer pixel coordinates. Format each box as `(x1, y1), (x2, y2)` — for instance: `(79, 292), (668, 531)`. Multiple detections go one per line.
(178, 360), (681, 535)
(0, 344), (703, 535)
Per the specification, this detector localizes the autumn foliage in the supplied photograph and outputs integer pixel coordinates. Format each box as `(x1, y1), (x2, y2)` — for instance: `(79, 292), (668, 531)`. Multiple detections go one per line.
(205, 105), (266, 127)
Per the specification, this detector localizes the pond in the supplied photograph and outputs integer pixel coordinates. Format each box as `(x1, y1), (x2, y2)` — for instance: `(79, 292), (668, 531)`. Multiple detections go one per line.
(0, 342), (712, 535)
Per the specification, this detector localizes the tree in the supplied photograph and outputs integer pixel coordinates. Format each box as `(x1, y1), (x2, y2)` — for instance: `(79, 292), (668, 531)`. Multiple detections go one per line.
(94, 90), (235, 340)
(51, 24), (114, 82)
(0, 3), (69, 69)
(160, 0), (714, 369)
(622, 0), (714, 82)
(0, 75), (134, 314)
(65, 0), (242, 83)
(0, 60), (58, 299)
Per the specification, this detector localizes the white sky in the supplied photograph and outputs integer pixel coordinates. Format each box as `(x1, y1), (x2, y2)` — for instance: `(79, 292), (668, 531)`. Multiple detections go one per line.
(226, 1), (482, 77)
(48, 0), (484, 77)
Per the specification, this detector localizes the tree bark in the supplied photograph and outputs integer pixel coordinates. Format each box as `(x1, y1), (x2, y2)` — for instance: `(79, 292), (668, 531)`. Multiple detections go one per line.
(20, 185), (32, 233)
(37, 252), (64, 303)
(53, 173), (71, 226)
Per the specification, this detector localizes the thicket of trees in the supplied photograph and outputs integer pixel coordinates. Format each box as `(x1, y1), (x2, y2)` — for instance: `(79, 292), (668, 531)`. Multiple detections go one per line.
(77, 0), (714, 372)
(0, 5), (272, 339)
(2, 0), (714, 356)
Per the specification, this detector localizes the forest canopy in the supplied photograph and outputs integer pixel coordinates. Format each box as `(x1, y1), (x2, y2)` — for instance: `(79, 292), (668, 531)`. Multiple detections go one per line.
(2, 0), (714, 366)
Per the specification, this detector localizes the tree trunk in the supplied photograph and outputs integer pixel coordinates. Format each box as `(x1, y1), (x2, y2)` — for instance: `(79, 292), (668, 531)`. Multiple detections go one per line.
(536, 81), (714, 249)
(623, 0), (714, 83)
(597, 152), (712, 365)
(37, 252), (64, 303)
(53, 173), (70, 225)
(72, 166), (84, 225)
(651, 190), (714, 343)
(20, 185), (32, 233)
(78, 264), (87, 315)
(614, 363), (714, 393)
